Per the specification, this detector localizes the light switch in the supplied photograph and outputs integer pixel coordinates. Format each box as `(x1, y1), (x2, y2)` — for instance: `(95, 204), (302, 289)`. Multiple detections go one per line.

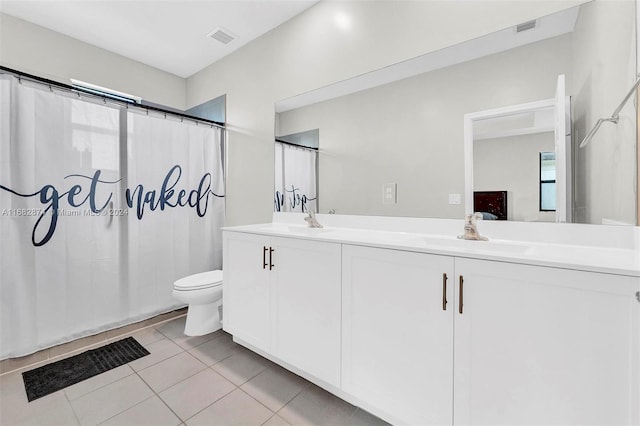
(383, 183), (397, 204)
(448, 193), (461, 205)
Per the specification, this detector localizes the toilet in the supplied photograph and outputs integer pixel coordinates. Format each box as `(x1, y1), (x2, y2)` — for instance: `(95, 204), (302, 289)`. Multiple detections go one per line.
(172, 270), (223, 336)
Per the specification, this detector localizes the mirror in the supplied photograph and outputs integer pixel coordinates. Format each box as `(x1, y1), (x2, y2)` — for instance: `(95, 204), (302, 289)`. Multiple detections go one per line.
(275, 0), (638, 225)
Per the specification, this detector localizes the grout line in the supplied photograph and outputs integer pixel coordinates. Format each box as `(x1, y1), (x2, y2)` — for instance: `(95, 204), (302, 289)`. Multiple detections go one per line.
(95, 393), (157, 426)
(133, 370), (184, 424)
(63, 384), (83, 426)
(180, 382), (239, 424)
(272, 380), (311, 419)
(133, 347), (187, 374)
(235, 387), (278, 418)
(64, 365), (136, 402)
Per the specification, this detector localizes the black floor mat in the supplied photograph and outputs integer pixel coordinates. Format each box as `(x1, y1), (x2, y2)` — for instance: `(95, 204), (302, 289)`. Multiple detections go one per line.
(22, 336), (149, 402)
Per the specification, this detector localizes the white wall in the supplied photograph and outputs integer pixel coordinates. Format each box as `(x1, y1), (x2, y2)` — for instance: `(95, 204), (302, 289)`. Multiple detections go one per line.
(186, 0), (586, 226)
(572, 0), (637, 225)
(276, 34), (573, 219)
(474, 133), (556, 222)
(0, 14), (186, 110)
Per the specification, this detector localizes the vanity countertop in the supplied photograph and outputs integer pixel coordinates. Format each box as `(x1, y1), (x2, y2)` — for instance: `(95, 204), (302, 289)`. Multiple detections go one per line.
(223, 222), (640, 277)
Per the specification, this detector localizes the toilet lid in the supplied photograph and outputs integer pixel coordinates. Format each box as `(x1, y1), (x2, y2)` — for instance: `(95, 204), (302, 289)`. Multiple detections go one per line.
(174, 270), (223, 291)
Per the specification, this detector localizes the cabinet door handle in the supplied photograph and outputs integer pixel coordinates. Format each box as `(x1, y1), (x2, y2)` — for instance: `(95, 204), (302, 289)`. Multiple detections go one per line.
(263, 246), (268, 269)
(269, 247), (274, 270)
(459, 275), (464, 314)
(442, 273), (448, 311)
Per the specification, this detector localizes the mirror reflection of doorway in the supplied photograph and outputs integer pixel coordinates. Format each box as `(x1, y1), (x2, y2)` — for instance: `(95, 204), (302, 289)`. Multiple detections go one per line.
(465, 74), (571, 222)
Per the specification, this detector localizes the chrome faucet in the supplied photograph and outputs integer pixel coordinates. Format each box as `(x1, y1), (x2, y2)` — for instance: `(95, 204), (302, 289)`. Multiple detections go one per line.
(458, 213), (488, 241)
(304, 210), (323, 228)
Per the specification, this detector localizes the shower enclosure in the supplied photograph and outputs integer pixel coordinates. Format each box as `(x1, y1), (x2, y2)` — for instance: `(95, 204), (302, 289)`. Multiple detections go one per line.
(0, 71), (225, 359)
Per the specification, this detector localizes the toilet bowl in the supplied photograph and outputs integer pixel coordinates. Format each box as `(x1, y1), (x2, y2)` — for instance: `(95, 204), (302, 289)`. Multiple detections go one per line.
(172, 270), (223, 336)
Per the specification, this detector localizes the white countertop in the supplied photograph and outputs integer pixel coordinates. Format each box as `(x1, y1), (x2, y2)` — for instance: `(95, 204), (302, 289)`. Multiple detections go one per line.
(223, 222), (640, 277)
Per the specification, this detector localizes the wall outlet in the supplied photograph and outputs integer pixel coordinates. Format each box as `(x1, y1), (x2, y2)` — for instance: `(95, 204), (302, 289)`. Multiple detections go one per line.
(383, 183), (397, 204)
(448, 193), (461, 205)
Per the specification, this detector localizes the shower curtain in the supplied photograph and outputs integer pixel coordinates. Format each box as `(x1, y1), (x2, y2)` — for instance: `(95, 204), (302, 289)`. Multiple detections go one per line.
(274, 141), (317, 213)
(0, 75), (225, 359)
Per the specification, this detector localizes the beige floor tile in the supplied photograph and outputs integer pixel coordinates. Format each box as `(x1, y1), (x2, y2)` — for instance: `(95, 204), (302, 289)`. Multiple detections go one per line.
(278, 384), (357, 426)
(128, 327), (167, 346)
(347, 408), (392, 426)
(185, 389), (273, 426)
(14, 398), (79, 426)
(159, 368), (235, 421)
(156, 317), (222, 350)
(241, 365), (308, 412)
(128, 338), (183, 372)
(0, 370), (26, 397)
(70, 374), (154, 426)
(64, 365), (134, 401)
(262, 414), (292, 426)
(137, 352), (206, 393)
(187, 333), (241, 366)
(100, 395), (181, 426)
(0, 371), (74, 426)
(211, 349), (270, 386)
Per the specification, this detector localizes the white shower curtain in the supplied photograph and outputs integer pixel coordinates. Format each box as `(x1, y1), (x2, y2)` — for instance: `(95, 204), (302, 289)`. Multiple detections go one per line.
(274, 141), (317, 213)
(0, 75), (224, 359)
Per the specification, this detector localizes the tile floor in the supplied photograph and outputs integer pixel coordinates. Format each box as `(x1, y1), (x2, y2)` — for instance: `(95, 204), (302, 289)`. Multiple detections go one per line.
(0, 316), (390, 426)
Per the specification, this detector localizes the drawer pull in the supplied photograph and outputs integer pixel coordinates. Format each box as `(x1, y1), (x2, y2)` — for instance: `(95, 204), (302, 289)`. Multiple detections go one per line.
(459, 275), (464, 314)
(263, 246), (268, 269)
(269, 247), (274, 270)
(442, 273), (448, 311)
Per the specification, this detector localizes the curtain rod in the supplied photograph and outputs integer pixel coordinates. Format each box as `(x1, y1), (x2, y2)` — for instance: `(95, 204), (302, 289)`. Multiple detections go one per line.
(0, 66), (225, 129)
(579, 75), (640, 148)
(275, 138), (319, 151)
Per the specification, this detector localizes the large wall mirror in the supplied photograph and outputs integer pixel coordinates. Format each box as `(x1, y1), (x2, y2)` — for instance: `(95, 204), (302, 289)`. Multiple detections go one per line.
(274, 0), (638, 225)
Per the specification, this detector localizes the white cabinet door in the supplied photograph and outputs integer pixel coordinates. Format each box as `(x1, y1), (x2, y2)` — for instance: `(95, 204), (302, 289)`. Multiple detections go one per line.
(342, 245), (455, 425)
(454, 258), (640, 426)
(223, 231), (271, 352)
(271, 237), (342, 387)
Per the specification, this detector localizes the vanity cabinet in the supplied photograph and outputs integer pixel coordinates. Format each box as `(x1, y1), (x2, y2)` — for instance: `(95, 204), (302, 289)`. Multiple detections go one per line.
(223, 231), (271, 352)
(224, 228), (639, 426)
(223, 231), (342, 387)
(453, 258), (639, 426)
(342, 245), (455, 425)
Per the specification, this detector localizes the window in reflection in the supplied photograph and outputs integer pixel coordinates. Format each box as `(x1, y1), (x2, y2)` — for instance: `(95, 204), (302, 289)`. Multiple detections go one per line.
(540, 152), (556, 212)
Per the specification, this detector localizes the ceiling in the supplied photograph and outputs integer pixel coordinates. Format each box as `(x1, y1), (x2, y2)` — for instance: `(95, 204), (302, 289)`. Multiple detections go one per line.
(0, 0), (319, 78)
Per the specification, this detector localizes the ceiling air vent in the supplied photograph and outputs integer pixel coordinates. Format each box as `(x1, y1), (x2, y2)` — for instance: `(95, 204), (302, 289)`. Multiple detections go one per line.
(208, 28), (235, 44)
(516, 20), (537, 33)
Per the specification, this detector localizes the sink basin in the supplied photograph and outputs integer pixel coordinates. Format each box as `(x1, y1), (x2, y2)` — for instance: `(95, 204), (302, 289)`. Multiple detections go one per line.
(404, 235), (531, 254)
(286, 226), (335, 235)
(260, 224), (335, 236)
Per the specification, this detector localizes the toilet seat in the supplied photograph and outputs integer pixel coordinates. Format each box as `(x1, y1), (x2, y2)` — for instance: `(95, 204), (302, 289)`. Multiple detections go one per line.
(174, 270), (223, 291)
